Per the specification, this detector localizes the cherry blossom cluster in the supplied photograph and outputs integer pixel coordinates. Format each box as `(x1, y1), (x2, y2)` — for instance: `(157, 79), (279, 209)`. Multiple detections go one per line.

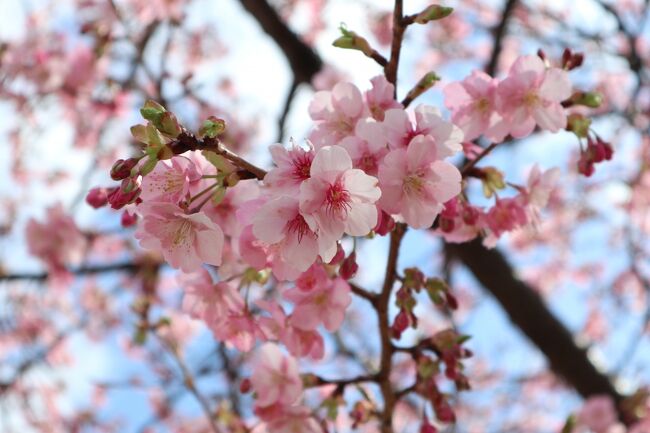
(82, 51), (600, 430)
(85, 75), (469, 427)
(437, 164), (560, 247)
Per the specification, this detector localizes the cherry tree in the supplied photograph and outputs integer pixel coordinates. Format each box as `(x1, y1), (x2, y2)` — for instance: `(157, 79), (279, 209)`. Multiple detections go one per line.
(1, 0), (650, 432)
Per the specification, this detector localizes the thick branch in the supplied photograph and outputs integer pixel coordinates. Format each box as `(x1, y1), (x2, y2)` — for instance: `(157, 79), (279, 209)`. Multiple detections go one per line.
(485, 0), (519, 76)
(384, 0), (406, 92)
(237, 0), (322, 84)
(377, 224), (406, 433)
(446, 239), (624, 404)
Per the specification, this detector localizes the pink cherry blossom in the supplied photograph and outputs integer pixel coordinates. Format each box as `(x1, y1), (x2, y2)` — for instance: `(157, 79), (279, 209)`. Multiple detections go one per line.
(257, 300), (325, 360)
(285, 275), (352, 332)
(522, 165), (560, 221)
(179, 269), (245, 330)
(381, 105), (463, 155)
(212, 313), (260, 352)
(339, 118), (389, 177)
(309, 82), (368, 149)
(140, 156), (202, 204)
(135, 202), (224, 272)
(444, 70), (509, 142)
(204, 179), (260, 235)
(483, 197), (528, 240)
(250, 343), (303, 408)
(436, 197), (482, 244)
(264, 405), (322, 433)
(263, 142), (314, 194)
(295, 263), (329, 292)
(300, 146), (381, 261)
(252, 195), (319, 276)
(496, 55), (572, 138)
(578, 395), (618, 433)
(378, 135), (462, 228)
(26, 204), (87, 277)
(238, 224), (271, 270)
(365, 75), (402, 121)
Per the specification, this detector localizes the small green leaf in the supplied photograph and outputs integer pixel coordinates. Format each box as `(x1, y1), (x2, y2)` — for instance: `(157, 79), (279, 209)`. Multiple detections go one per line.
(415, 5), (454, 24)
(561, 415), (576, 433)
(130, 124), (148, 143)
(198, 116), (226, 139)
(159, 112), (181, 138)
(332, 24), (373, 56)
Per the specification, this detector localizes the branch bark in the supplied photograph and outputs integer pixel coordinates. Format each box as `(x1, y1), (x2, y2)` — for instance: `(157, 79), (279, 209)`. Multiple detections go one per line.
(446, 239), (624, 403)
(237, 0), (322, 85)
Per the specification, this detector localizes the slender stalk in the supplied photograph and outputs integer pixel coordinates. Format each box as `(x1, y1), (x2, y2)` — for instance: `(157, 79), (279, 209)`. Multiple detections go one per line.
(384, 0), (405, 92)
(461, 142), (499, 175)
(377, 223), (407, 433)
(158, 336), (222, 433)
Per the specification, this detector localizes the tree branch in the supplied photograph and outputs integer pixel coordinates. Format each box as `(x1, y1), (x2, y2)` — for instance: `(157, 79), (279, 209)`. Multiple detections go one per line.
(446, 238), (624, 404)
(0, 262), (142, 282)
(377, 223), (406, 433)
(237, 0), (322, 85)
(484, 0), (519, 76)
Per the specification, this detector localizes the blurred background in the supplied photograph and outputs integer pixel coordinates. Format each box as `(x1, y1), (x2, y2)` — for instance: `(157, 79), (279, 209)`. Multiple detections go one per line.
(1, 0), (650, 432)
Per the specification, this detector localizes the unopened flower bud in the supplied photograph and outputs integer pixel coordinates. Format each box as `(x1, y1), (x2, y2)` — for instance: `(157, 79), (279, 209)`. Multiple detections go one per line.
(110, 158), (139, 181)
(239, 378), (251, 393)
(339, 251), (359, 280)
(121, 210), (138, 227)
(328, 243), (345, 266)
(414, 5), (454, 24)
(434, 401), (456, 423)
(333, 26), (374, 57)
(86, 187), (109, 208)
(420, 419), (438, 433)
(374, 210), (396, 235)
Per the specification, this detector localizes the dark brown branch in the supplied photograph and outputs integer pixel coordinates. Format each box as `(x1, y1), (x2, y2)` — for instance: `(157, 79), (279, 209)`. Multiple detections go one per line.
(0, 262), (141, 282)
(350, 282), (378, 304)
(237, 0), (322, 85)
(277, 79), (299, 143)
(445, 238), (624, 404)
(484, 0), (519, 76)
(384, 0), (406, 92)
(377, 223), (406, 433)
(461, 142), (500, 175)
(174, 132), (267, 180)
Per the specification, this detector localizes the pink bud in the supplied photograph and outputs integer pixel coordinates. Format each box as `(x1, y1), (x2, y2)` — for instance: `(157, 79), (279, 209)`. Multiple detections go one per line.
(392, 309), (410, 336)
(339, 252), (358, 280)
(577, 157), (594, 177)
(110, 158), (139, 181)
(435, 401), (456, 423)
(420, 420), (438, 433)
(86, 187), (108, 208)
(328, 243), (345, 266)
(107, 180), (141, 210)
(374, 210), (396, 236)
(461, 205), (479, 225)
(239, 378), (251, 393)
(439, 217), (455, 233)
(121, 210), (138, 227)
